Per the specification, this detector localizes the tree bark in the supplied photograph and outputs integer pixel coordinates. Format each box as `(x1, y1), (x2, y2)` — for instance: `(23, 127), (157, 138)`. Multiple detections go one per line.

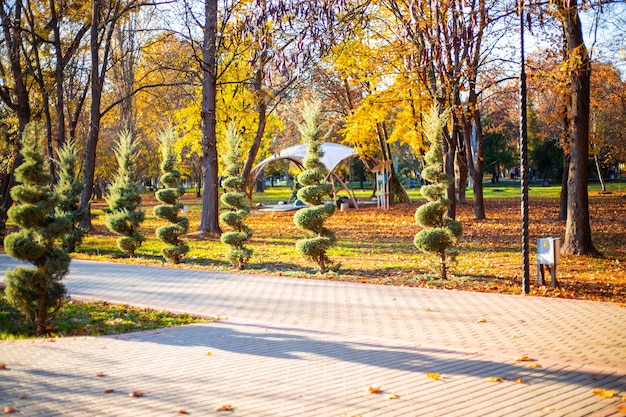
(0, 0), (31, 226)
(79, 0), (105, 231)
(559, 0), (597, 255)
(198, 0), (221, 234)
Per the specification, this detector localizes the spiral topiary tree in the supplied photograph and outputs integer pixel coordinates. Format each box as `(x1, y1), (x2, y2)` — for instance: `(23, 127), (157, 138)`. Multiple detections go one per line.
(4, 123), (71, 335)
(293, 101), (336, 274)
(104, 130), (145, 257)
(414, 105), (462, 280)
(219, 124), (252, 269)
(153, 128), (189, 264)
(55, 139), (86, 253)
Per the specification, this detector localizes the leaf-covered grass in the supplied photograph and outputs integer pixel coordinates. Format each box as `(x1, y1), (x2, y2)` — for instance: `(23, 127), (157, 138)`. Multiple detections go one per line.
(61, 181), (626, 304)
(0, 287), (209, 339)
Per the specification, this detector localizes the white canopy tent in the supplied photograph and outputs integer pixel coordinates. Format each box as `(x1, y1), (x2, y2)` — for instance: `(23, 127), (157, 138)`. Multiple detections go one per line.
(249, 143), (360, 208)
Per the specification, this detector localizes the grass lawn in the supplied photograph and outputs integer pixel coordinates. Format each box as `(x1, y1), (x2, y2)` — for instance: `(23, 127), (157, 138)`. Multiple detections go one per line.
(0, 287), (208, 340)
(68, 180), (626, 303)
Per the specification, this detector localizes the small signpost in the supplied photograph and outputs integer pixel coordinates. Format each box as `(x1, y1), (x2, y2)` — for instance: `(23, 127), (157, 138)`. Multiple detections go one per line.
(372, 160), (392, 211)
(537, 237), (560, 288)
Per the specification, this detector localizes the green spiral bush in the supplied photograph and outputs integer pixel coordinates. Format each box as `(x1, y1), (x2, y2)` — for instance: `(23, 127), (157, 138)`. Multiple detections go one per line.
(293, 102), (336, 274)
(104, 130), (145, 257)
(4, 123), (71, 335)
(219, 124), (252, 269)
(55, 139), (86, 253)
(414, 105), (462, 280)
(154, 128), (189, 264)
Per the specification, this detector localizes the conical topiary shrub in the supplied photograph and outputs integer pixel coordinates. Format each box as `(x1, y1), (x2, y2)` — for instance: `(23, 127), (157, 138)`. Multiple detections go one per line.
(219, 124), (252, 269)
(414, 105), (462, 280)
(153, 128), (189, 264)
(293, 102), (336, 274)
(104, 130), (145, 257)
(55, 139), (86, 253)
(4, 123), (71, 335)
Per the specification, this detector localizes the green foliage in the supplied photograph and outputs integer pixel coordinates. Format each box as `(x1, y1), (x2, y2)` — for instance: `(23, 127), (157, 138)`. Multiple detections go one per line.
(219, 124), (252, 269)
(4, 123), (71, 335)
(153, 128), (189, 263)
(414, 105), (462, 280)
(293, 102), (336, 274)
(104, 130), (145, 257)
(55, 139), (86, 253)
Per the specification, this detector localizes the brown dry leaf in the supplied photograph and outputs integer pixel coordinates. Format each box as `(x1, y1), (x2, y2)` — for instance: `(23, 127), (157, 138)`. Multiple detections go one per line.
(426, 372), (441, 380)
(95, 371), (105, 377)
(591, 388), (615, 398)
(474, 318), (486, 323)
(515, 355), (532, 362)
(528, 363), (542, 369)
(178, 410), (190, 415)
(103, 388), (114, 394)
(487, 377), (507, 382)
(387, 393), (400, 400)
(0, 363), (6, 370)
(515, 378), (525, 384)
(587, 376), (597, 381)
(367, 385), (382, 394)
(4, 406), (17, 413)
(129, 391), (144, 397)
(215, 404), (233, 411)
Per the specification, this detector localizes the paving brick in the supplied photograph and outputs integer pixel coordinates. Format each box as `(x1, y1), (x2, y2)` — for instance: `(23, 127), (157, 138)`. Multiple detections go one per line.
(1, 255), (624, 416)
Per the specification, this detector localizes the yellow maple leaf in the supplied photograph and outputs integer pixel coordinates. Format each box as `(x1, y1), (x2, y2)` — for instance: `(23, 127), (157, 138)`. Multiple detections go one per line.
(387, 393), (400, 400)
(515, 356), (532, 362)
(515, 378), (525, 384)
(591, 389), (615, 398)
(207, 352), (212, 356)
(215, 404), (233, 411)
(475, 318), (487, 323)
(487, 377), (507, 382)
(528, 363), (542, 369)
(368, 385), (381, 393)
(426, 372), (441, 380)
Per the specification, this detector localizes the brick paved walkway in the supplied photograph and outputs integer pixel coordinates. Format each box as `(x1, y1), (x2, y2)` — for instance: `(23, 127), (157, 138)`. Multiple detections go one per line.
(1, 255), (624, 416)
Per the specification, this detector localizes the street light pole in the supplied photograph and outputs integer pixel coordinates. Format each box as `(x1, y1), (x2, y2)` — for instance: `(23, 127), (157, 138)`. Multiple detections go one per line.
(519, 0), (530, 294)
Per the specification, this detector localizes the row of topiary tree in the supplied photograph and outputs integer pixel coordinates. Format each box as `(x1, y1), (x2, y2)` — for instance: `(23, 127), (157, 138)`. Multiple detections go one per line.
(3, 104), (460, 335)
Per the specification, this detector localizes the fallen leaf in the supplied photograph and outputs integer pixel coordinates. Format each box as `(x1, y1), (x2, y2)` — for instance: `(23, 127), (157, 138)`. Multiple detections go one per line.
(587, 376), (597, 381)
(591, 388), (615, 398)
(215, 404), (233, 411)
(16, 394), (27, 399)
(103, 388), (114, 394)
(4, 406), (16, 413)
(619, 405), (626, 413)
(207, 352), (212, 356)
(95, 371), (105, 377)
(387, 393), (400, 400)
(368, 385), (381, 393)
(129, 391), (144, 397)
(543, 406), (557, 412)
(515, 378), (525, 384)
(178, 410), (190, 414)
(528, 363), (542, 369)
(515, 356), (532, 362)
(487, 377), (507, 382)
(475, 318), (486, 323)
(426, 372), (441, 380)
(0, 363), (6, 370)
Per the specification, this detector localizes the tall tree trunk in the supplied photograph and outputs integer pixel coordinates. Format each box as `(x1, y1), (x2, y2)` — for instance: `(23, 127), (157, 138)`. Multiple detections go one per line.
(559, 0), (597, 255)
(79, 0), (105, 231)
(443, 128), (457, 219)
(198, 0), (221, 234)
(241, 65), (267, 185)
(0, 0), (31, 227)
